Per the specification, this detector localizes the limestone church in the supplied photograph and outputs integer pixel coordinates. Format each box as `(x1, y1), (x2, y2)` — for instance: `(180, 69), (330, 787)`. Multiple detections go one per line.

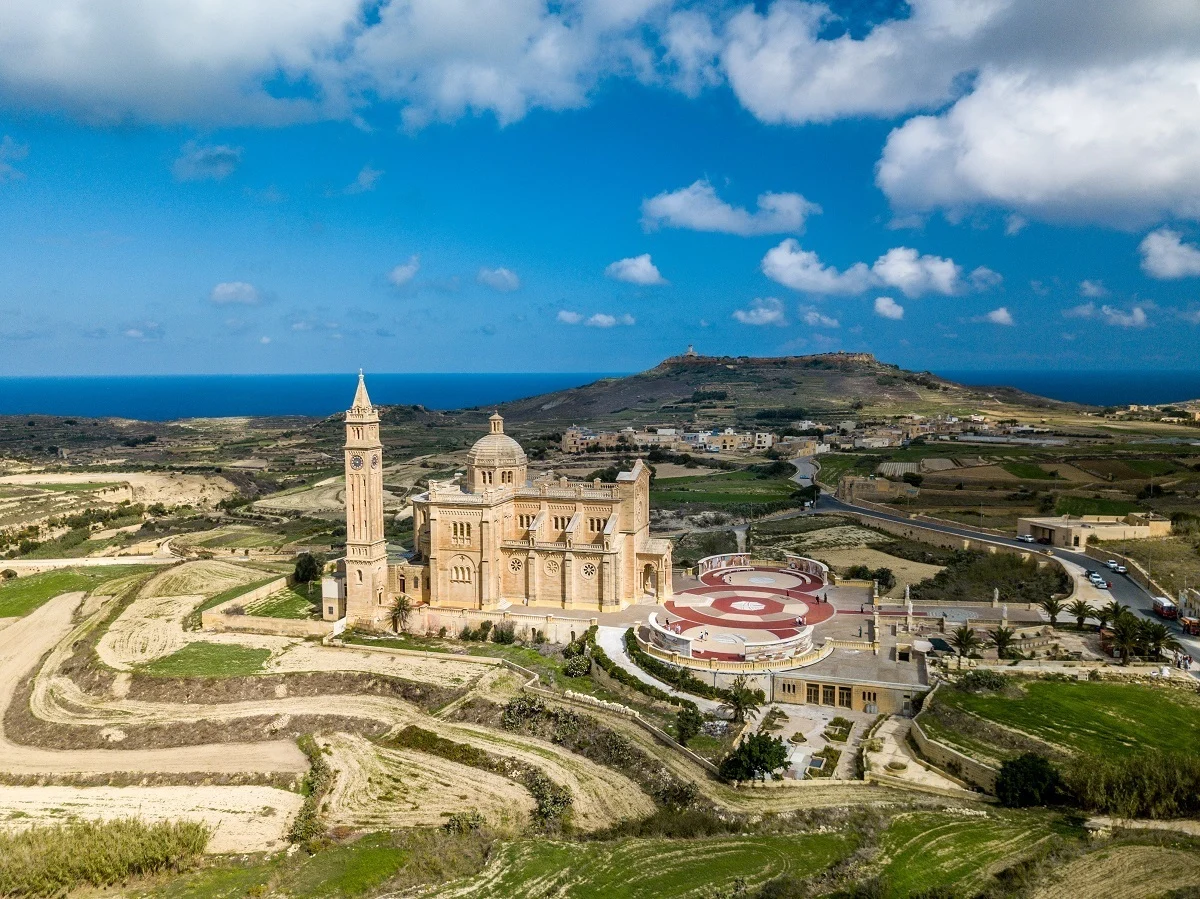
(323, 373), (673, 629)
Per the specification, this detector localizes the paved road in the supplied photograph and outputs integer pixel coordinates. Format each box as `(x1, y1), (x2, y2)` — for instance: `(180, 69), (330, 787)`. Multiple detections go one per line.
(792, 457), (1200, 664)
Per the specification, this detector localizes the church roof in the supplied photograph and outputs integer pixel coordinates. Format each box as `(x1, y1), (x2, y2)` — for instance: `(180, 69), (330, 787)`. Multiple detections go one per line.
(467, 414), (527, 469)
(352, 370), (372, 411)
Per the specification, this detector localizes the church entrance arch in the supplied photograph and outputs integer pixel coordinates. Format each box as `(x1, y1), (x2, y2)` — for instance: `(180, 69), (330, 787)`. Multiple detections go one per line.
(642, 563), (657, 598)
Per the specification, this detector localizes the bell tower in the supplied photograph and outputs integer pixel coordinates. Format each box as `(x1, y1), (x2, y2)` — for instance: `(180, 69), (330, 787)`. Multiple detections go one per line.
(344, 370), (387, 621)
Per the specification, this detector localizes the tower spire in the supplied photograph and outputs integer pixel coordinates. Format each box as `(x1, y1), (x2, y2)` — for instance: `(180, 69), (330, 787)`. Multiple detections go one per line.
(352, 370), (373, 412)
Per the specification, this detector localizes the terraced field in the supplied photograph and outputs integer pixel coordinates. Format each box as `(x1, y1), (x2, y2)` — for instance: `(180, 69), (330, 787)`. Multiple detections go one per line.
(423, 832), (853, 898)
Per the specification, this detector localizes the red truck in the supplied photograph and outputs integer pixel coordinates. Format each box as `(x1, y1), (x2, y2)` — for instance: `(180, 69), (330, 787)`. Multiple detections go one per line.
(1152, 597), (1179, 620)
(1180, 616), (1200, 636)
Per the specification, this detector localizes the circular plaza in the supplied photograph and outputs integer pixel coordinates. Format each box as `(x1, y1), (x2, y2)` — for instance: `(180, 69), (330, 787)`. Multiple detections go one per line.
(647, 553), (834, 663)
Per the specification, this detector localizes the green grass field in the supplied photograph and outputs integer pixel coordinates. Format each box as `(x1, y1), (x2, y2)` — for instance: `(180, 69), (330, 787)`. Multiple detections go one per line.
(182, 573), (286, 629)
(932, 680), (1200, 759)
(0, 566), (155, 618)
(28, 482), (121, 493)
(1054, 495), (1139, 517)
(1002, 461), (1057, 480)
(138, 642), (271, 678)
(878, 811), (1066, 896)
(423, 833), (851, 898)
(651, 471), (796, 507)
(245, 583), (319, 619)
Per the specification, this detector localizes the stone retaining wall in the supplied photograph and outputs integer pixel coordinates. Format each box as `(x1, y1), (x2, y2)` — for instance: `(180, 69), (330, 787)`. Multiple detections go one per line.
(202, 576), (335, 638)
(910, 684), (999, 793)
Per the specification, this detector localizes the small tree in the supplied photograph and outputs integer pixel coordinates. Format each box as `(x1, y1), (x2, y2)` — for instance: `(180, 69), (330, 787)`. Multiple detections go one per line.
(718, 732), (789, 783)
(1066, 598), (1093, 630)
(1111, 613), (1143, 664)
(1140, 621), (1180, 661)
(996, 753), (1061, 807)
(1039, 596), (1064, 628)
(721, 675), (764, 724)
(988, 626), (1016, 660)
(949, 625), (980, 666)
(676, 706), (704, 746)
(293, 552), (320, 584)
(1101, 600), (1128, 628)
(389, 595), (412, 633)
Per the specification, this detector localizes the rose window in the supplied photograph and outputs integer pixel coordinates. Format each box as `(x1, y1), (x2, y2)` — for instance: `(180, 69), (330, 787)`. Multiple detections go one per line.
(509, 557), (523, 573)
(581, 562), (597, 579)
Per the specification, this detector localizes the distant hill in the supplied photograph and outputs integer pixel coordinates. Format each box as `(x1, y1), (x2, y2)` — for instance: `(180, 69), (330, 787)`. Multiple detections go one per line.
(496, 351), (1080, 428)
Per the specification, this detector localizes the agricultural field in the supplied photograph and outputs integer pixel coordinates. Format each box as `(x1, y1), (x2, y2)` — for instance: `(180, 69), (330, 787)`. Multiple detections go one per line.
(0, 565), (155, 617)
(138, 641), (273, 677)
(922, 678), (1200, 762)
(651, 470), (799, 512)
(244, 582), (321, 619)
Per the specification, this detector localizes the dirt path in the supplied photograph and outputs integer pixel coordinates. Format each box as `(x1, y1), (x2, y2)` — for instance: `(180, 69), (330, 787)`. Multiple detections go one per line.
(1032, 846), (1200, 899)
(321, 733), (533, 832)
(0, 784), (302, 854)
(266, 643), (490, 689)
(0, 593), (306, 775)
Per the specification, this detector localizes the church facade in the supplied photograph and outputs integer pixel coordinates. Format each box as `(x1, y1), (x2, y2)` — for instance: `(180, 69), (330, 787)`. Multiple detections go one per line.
(324, 374), (673, 629)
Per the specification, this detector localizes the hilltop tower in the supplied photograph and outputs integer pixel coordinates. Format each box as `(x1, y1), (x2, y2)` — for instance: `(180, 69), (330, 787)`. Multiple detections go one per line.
(343, 371), (388, 620)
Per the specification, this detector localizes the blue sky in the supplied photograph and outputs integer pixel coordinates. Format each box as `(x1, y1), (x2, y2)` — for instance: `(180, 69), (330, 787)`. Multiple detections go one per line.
(1, 0), (1199, 375)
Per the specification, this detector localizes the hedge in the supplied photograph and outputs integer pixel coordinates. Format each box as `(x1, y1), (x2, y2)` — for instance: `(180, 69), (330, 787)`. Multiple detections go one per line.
(584, 626), (698, 713)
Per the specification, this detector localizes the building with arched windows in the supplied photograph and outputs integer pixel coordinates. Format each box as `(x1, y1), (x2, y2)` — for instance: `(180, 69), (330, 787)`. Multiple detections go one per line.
(324, 375), (673, 628)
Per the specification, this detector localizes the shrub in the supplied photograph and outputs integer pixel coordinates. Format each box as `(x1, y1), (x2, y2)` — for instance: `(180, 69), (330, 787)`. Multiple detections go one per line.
(718, 732), (789, 783)
(288, 734), (334, 846)
(563, 655), (591, 677)
(443, 811), (485, 834)
(676, 706), (704, 746)
(618, 627), (736, 705)
(584, 627), (697, 712)
(1063, 749), (1200, 819)
(492, 622), (516, 644)
(293, 552), (320, 583)
(995, 753), (1062, 808)
(957, 670), (1008, 693)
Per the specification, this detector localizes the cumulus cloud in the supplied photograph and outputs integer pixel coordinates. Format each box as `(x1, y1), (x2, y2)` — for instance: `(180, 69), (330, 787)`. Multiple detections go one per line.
(732, 297), (786, 326)
(981, 306), (1014, 326)
(1139, 228), (1200, 279)
(763, 240), (979, 297)
(477, 266), (520, 292)
(586, 312), (635, 328)
(123, 321), (164, 340)
(557, 310), (582, 324)
(172, 141), (241, 181)
(1064, 302), (1149, 327)
(209, 281), (260, 305)
(605, 254), (667, 285)
(802, 309), (839, 328)
(388, 255), (420, 287)
(641, 179), (820, 236)
(0, 135), (28, 181)
(874, 296), (904, 320)
(761, 240), (874, 295)
(1079, 279), (1109, 297)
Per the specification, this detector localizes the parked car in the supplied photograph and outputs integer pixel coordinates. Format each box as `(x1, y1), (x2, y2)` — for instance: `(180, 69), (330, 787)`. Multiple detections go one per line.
(1105, 560), (1119, 570)
(1115, 564), (1128, 574)
(1095, 580), (1110, 590)
(1016, 534), (1036, 544)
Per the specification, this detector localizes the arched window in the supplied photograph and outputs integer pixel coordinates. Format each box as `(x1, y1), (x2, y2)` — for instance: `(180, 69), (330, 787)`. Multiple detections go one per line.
(356, 569), (363, 584)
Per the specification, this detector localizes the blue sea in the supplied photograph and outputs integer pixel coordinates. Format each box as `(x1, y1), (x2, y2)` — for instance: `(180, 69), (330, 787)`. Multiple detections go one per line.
(0, 373), (619, 421)
(936, 370), (1200, 407)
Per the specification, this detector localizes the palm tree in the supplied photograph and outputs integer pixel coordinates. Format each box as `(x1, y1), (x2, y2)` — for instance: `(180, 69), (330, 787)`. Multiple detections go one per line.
(1139, 621), (1181, 661)
(988, 626), (1016, 660)
(949, 625), (980, 667)
(1066, 598), (1094, 630)
(722, 674), (763, 724)
(1101, 600), (1128, 628)
(1110, 613), (1143, 664)
(389, 595), (413, 634)
(1039, 596), (1065, 628)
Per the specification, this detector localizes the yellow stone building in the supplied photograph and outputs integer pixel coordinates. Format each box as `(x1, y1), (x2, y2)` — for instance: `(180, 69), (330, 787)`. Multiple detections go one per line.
(324, 374), (673, 628)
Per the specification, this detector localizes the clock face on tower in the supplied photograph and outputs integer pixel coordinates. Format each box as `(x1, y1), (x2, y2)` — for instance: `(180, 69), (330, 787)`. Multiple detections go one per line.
(350, 454), (364, 471)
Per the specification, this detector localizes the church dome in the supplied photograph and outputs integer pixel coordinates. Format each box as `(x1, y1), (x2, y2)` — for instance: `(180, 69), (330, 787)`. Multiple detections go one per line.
(466, 413), (527, 470)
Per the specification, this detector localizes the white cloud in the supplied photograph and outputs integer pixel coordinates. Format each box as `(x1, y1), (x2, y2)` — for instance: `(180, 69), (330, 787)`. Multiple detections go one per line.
(873, 247), (962, 297)
(605, 254), (667, 286)
(1064, 301), (1149, 327)
(477, 266), (521, 292)
(388, 255), (420, 287)
(802, 309), (839, 328)
(259, 335), (271, 344)
(338, 164), (383, 195)
(0, 135), (29, 181)
(732, 297), (786, 326)
(1139, 228), (1200, 279)
(209, 281), (260, 305)
(586, 312), (635, 328)
(1079, 279), (1109, 297)
(1004, 214), (1027, 236)
(557, 310), (582, 324)
(641, 179), (819, 236)
(172, 141), (241, 181)
(879, 60), (1200, 228)
(123, 321), (163, 340)
(874, 296), (904, 320)
(761, 240), (874, 295)
(763, 240), (978, 297)
(982, 306), (1013, 326)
